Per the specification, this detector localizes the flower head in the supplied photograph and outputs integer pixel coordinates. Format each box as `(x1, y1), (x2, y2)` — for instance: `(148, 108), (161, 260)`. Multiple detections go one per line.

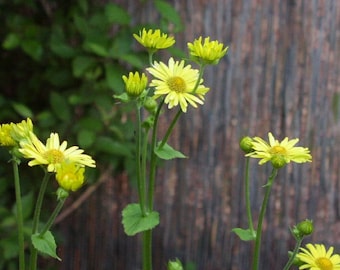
(122, 72), (148, 97)
(0, 118), (34, 147)
(0, 123), (16, 147)
(187, 36), (228, 65)
(246, 132), (312, 168)
(133, 28), (175, 52)
(297, 243), (340, 270)
(147, 57), (209, 112)
(19, 132), (96, 172)
(56, 162), (85, 192)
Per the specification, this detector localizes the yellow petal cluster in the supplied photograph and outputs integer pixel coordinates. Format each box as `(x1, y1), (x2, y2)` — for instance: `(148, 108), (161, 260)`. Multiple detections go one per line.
(147, 57), (209, 112)
(246, 132), (312, 168)
(56, 162), (85, 192)
(122, 72), (148, 97)
(0, 118), (33, 147)
(133, 28), (175, 51)
(297, 243), (340, 270)
(19, 132), (96, 172)
(188, 36), (228, 65)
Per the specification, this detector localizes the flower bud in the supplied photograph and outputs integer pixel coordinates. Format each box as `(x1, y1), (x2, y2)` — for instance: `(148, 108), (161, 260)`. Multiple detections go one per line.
(292, 219), (314, 239)
(271, 154), (287, 169)
(239, 136), (254, 153)
(122, 72), (148, 97)
(56, 187), (69, 200)
(167, 258), (183, 270)
(143, 96), (158, 113)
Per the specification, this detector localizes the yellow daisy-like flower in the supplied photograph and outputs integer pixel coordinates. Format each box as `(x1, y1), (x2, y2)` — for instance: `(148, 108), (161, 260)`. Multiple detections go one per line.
(133, 28), (175, 51)
(56, 162), (85, 192)
(187, 36), (228, 65)
(0, 123), (16, 147)
(297, 243), (340, 270)
(19, 132), (96, 172)
(147, 57), (210, 112)
(10, 118), (33, 144)
(0, 118), (34, 147)
(122, 71), (148, 97)
(246, 132), (312, 168)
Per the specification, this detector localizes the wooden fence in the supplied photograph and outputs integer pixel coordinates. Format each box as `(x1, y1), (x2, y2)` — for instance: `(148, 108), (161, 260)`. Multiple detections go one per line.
(55, 1), (340, 269)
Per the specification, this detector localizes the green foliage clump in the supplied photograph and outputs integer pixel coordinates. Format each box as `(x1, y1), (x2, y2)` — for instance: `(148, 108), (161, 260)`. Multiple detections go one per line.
(0, 0), (183, 268)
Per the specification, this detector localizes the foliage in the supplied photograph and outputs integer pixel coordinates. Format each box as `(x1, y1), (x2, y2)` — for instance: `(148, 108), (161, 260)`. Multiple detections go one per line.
(0, 0), (183, 268)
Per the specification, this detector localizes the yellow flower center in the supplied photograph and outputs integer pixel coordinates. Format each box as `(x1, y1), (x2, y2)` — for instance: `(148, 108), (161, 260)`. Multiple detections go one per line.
(270, 145), (287, 155)
(316, 257), (333, 270)
(44, 149), (64, 164)
(167, 76), (186, 93)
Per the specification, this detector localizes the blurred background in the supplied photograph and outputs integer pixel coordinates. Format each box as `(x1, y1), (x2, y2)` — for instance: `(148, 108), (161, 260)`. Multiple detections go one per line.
(1, 0), (340, 269)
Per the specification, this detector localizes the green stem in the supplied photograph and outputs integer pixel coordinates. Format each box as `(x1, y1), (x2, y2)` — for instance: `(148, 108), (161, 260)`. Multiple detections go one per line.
(282, 237), (303, 270)
(193, 64), (205, 94)
(142, 230), (152, 270)
(148, 98), (164, 211)
(136, 104), (146, 216)
(12, 157), (25, 270)
(29, 171), (51, 270)
(252, 168), (278, 270)
(245, 157), (255, 235)
(39, 198), (66, 236)
(158, 109), (182, 149)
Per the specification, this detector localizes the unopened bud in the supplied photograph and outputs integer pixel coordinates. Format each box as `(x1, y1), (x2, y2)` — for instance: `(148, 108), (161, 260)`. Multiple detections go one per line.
(239, 136), (254, 153)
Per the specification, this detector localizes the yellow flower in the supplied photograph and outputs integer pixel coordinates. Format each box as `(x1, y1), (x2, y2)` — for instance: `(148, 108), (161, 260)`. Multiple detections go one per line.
(187, 36), (228, 65)
(0, 123), (16, 147)
(133, 28), (175, 51)
(56, 162), (85, 192)
(0, 118), (34, 147)
(147, 57), (209, 112)
(19, 132), (96, 172)
(10, 118), (33, 144)
(246, 132), (312, 167)
(122, 72), (148, 97)
(297, 243), (340, 270)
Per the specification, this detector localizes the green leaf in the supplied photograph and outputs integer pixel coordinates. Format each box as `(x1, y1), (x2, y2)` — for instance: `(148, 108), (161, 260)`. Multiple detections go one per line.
(72, 56), (96, 77)
(77, 129), (96, 148)
(155, 142), (187, 160)
(12, 191), (34, 220)
(113, 92), (130, 103)
(105, 63), (125, 91)
(49, 92), (71, 121)
(231, 228), (256, 241)
(94, 136), (132, 156)
(155, 0), (183, 32)
(2, 33), (21, 49)
(105, 3), (130, 25)
(122, 204), (159, 236)
(31, 231), (61, 260)
(11, 102), (33, 118)
(21, 39), (43, 61)
(84, 42), (109, 57)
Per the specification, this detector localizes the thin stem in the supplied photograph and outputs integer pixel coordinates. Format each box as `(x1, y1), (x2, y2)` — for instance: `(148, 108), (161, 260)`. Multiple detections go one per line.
(12, 157), (25, 270)
(244, 157), (255, 235)
(158, 109), (182, 149)
(39, 198), (66, 236)
(252, 168), (278, 270)
(147, 98), (164, 211)
(29, 171), (51, 270)
(282, 237), (303, 270)
(142, 230), (152, 270)
(136, 104), (146, 216)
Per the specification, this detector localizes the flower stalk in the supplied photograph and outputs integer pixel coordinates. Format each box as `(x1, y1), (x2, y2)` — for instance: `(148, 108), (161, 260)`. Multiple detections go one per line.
(12, 156), (25, 270)
(252, 168), (278, 270)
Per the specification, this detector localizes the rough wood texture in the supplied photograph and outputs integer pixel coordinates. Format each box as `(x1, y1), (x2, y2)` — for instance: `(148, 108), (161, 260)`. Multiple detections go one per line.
(55, 1), (340, 269)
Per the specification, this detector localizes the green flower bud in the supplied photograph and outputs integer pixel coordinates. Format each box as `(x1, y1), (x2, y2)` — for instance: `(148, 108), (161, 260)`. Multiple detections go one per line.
(122, 72), (148, 97)
(143, 96), (158, 113)
(56, 187), (69, 200)
(291, 219), (313, 240)
(271, 154), (287, 169)
(167, 258), (183, 270)
(239, 136), (254, 153)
